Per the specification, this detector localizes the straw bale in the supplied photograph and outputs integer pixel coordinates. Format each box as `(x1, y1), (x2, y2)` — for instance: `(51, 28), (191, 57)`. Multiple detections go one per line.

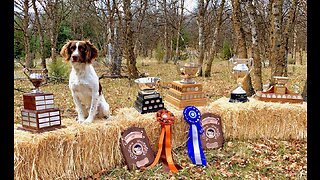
(14, 98), (306, 179)
(206, 97), (307, 140)
(14, 106), (196, 180)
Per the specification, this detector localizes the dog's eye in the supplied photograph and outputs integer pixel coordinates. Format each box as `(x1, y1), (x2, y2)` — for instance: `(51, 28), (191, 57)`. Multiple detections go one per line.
(79, 46), (86, 52)
(70, 45), (76, 51)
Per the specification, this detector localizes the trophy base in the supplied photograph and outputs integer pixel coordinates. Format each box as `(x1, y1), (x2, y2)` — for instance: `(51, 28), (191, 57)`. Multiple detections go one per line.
(17, 125), (66, 133)
(165, 81), (207, 109)
(20, 108), (63, 133)
(229, 92), (249, 103)
(134, 91), (164, 114)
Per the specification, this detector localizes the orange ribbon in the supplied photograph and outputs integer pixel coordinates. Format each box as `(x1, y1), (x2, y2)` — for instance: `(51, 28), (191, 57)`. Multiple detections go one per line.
(146, 109), (180, 173)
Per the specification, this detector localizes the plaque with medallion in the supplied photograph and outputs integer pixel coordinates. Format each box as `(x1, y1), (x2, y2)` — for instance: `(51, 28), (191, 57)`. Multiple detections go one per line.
(18, 68), (65, 133)
(120, 127), (155, 170)
(200, 113), (224, 149)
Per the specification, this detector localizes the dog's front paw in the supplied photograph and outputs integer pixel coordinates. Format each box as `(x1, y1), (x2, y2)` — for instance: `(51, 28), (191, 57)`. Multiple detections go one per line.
(77, 117), (85, 123)
(82, 118), (93, 124)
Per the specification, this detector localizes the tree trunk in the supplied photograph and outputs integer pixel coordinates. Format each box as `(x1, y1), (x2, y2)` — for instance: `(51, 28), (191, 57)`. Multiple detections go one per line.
(270, 0), (284, 83)
(106, 0), (122, 76)
(266, 0), (273, 62)
(301, 79), (307, 101)
(299, 47), (303, 65)
(163, 0), (169, 63)
(204, 0), (225, 77)
(232, 0), (247, 58)
(231, 0), (255, 96)
(32, 0), (46, 69)
(123, 0), (139, 79)
(23, 0), (32, 68)
(174, 0), (184, 65)
(293, 28), (297, 65)
(196, 0), (205, 77)
(279, 0), (298, 77)
(247, 0), (262, 91)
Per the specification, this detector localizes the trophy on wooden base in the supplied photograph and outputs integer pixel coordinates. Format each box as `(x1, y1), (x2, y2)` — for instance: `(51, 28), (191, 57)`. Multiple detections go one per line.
(134, 77), (164, 114)
(229, 58), (252, 103)
(18, 68), (65, 133)
(255, 76), (304, 103)
(165, 62), (207, 109)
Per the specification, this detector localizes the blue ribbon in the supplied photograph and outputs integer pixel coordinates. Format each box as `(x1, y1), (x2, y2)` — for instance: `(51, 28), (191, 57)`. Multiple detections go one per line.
(183, 106), (207, 166)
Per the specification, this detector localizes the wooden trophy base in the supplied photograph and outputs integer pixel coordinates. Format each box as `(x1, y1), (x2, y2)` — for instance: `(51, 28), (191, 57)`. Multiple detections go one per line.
(165, 81), (207, 109)
(17, 125), (66, 133)
(20, 107), (64, 133)
(255, 86), (303, 104)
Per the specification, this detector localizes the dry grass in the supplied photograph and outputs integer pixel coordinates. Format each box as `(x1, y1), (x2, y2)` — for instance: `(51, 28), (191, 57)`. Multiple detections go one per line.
(14, 57), (307, 123)
(13, 56), (307, 180)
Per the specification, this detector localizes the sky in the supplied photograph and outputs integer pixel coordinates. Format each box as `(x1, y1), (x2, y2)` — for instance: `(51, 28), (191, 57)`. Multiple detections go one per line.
(184, 0), (197, 12)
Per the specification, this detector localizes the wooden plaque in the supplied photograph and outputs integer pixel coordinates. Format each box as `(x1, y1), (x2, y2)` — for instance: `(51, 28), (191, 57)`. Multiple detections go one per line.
(120, 127), (155, 170)
(200, 113), (224, 149)
(23, 92), (54, 110)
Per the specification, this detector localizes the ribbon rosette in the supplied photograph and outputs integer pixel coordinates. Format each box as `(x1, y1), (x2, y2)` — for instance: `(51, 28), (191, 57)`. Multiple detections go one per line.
(183, 106), (207, 166)
(146, 109), (181, 173)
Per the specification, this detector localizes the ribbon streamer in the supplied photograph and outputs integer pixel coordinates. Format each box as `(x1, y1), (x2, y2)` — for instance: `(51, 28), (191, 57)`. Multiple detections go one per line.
(146, 109), (180, 173)
(183, 106), (207, 166)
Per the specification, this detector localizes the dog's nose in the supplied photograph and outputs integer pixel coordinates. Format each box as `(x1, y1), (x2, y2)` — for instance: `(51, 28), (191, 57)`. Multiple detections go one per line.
(72, 55), (79, 62)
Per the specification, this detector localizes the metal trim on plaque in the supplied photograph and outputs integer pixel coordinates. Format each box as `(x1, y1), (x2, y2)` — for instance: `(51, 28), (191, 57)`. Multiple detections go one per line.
(200, 113), (224, 149)
(120, 127), (155, 170)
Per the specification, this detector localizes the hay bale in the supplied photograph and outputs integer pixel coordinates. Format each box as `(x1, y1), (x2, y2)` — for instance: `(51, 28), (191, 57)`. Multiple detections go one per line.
(14, 98), (306, 179)
(206, 97), (307, 140)
(14, 106), (203, 180)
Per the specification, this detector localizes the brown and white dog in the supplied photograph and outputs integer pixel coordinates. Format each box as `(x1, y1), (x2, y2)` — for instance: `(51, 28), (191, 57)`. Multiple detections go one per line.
(60, 40), (110, 124)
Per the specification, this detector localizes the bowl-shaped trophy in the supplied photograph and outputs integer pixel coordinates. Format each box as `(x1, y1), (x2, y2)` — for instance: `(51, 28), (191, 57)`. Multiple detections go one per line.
(134, 77), (164, 114)
(23, 68), (47, 93)
(134, 77), (160, 94)
(229, 63), (249, 103)
(273, 76), (289, 86)
(176, 62), (200, 84)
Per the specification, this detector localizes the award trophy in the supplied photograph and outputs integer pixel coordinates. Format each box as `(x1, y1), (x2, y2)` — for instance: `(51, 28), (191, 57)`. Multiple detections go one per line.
(228, 58), (252, 103)
(255, 76), (303, 103)
(165, 61), (207, 109)
(18, 68), (65, 133)
(134, 77), (164, 114)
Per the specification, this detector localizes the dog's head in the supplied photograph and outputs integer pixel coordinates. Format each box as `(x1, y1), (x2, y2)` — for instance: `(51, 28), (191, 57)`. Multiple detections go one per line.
(60, 40), (98, 63)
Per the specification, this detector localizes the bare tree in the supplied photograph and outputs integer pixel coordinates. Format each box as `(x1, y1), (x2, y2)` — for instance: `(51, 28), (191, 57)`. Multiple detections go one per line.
(204, 0), (225, 77)
(279, 0), (298, 76)
(269, 0), (283, 82)
(163, 0), (170, 63)
(247, 0), (262, 91)
(123, 0), (139, 79)
(32, 0), (46, 69)
(196, 0), (209, 77)
(14, 0), (33, 68)
(173, 0), (185, 64)
(38, 0), (71, 63)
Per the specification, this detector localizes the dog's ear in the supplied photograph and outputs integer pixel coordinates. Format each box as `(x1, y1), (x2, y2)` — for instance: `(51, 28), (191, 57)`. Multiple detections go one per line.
(85, 40), (99, 63)
(60, 40), (72, 61)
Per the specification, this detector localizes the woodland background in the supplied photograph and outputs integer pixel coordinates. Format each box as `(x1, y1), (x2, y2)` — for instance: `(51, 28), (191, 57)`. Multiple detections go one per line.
(14, 0), (307, 179)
